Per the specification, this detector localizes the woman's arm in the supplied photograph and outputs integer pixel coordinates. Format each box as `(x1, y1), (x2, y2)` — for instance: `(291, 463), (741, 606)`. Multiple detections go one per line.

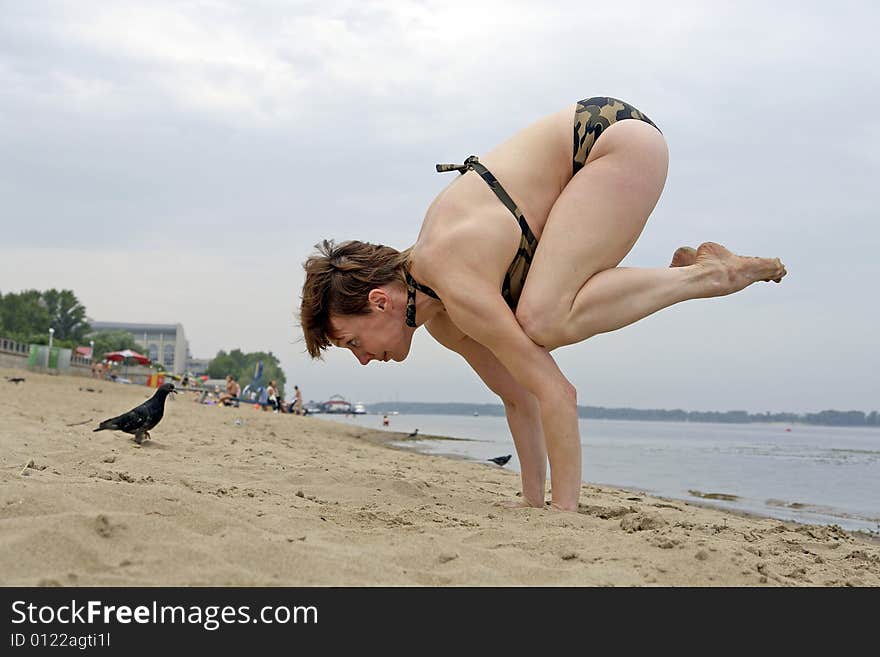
(431, 279), (583, 510)
(427, 320), (547, 506)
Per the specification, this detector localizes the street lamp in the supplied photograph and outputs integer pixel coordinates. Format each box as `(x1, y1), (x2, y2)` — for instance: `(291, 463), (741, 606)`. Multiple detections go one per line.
(48, 328), (54, 348)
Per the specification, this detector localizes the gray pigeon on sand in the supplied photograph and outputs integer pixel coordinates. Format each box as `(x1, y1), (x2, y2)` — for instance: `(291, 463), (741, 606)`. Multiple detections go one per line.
(93, 383), (177, 444)
(488, 454), (512, 466)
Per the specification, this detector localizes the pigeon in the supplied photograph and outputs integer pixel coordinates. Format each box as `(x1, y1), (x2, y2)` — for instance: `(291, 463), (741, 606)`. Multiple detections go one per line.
(93, 382), (177, 444)
(6, 377), (25, 384)
(488, 454), (512, 466)
(408, 429), (419, 437)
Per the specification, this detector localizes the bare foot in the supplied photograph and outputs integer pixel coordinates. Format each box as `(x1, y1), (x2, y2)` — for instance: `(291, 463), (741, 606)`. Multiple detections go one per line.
(694, 242), (787, 296)
(670, 246), (697, 267)
(497, 498), (544, 510)
(549, 502), (579, 512)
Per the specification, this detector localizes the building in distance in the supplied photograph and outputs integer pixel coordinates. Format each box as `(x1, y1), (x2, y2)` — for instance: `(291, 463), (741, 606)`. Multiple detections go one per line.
(89, 320), (193, 374)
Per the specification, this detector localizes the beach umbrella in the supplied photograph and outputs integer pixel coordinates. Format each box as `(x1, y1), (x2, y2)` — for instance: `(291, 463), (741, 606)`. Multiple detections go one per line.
(103, 349), (151, 379)
(103, 349), (151, 364)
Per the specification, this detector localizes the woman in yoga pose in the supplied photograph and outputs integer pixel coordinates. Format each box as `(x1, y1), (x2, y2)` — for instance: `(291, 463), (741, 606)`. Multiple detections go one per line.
(300, 97), (786, 511)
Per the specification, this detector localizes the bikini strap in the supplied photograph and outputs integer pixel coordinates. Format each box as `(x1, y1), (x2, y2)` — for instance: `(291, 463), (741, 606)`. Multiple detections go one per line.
(435, 155), (522, 222)
(404, 268), (440, 328)
(404, 269), (440, 300)
(435, 154), (481, 174)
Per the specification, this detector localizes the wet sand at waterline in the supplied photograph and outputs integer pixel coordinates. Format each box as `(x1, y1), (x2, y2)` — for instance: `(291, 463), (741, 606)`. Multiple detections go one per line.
(1, 368), (878, 586)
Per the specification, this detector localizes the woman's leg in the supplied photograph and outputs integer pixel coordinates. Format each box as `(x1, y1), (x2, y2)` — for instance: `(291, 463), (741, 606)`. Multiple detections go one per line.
(515, 120), (786, 349)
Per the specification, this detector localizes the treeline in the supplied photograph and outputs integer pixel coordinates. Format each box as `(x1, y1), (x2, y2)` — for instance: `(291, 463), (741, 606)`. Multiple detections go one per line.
(2, 290), (287, 386)
(207, 349), (287, 398)
(580, 407), (880, 426)
(365, 402), (880, 427)
(0, 289), (90, 345)
(0, 288), (148, 359)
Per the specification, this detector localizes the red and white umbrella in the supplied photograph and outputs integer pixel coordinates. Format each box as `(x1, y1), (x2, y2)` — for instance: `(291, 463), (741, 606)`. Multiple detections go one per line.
(103, 349), (151, 365)
(102, 349), (151, 379)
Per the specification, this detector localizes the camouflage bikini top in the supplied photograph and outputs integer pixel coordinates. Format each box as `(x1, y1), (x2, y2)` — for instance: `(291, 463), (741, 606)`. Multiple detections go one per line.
(404, 155), (539, 328)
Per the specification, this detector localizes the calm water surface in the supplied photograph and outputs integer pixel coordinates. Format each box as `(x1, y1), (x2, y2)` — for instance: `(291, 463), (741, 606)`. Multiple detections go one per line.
(319, 413), (880, 533)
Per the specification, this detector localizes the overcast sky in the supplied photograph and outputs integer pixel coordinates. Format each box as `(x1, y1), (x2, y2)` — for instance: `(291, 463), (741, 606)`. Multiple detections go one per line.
(2, 0), (877, 413)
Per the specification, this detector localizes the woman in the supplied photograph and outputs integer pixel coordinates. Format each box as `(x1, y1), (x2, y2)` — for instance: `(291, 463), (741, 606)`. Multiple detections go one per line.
(300, 97), (786, 511)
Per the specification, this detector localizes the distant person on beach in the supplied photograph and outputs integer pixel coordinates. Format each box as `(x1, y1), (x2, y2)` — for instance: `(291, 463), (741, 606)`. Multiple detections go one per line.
(266, 380), (280, 412)
(217, 375), (240, 407)
(299, 96), (786, 511)
(293, 385), (303, 415)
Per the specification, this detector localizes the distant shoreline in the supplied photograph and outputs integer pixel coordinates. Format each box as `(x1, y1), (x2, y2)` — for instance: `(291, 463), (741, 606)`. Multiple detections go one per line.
(363, 402), (880, 428)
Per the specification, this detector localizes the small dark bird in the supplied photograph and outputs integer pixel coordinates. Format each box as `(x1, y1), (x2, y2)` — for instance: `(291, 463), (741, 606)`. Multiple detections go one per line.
(93, 382), (177, 444)
(408, 429), (419, 437)
(6, 377), (25, 384)
(488, 454), (512, 466)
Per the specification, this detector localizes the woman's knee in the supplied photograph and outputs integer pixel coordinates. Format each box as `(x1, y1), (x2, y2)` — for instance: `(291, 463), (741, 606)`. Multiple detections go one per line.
(516, 299), (601, 349)
(515, 302), (564, 348)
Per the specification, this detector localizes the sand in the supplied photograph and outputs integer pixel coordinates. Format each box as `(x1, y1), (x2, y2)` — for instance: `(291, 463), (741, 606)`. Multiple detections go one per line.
(1, 367), (878, 587)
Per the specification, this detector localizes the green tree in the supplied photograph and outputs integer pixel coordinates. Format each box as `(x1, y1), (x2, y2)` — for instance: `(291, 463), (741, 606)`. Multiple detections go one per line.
(207, 349), (286, 398)
(0, 290), (51, 342)
(42, 289), (90, 342)
(90, 330), (145, 360)
(207, 349), (248, 379)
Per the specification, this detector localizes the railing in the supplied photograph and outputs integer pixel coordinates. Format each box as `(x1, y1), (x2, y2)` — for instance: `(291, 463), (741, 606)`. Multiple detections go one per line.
(1, 336), (91, 368)
(0, 337), (31, 355)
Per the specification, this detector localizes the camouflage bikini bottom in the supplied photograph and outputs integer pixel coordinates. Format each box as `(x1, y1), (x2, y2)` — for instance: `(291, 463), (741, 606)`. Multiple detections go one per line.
(573, 96), (660, 175)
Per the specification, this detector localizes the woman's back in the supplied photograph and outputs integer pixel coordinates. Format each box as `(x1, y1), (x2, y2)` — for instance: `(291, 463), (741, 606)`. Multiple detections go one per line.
(412, 104), (575, 296)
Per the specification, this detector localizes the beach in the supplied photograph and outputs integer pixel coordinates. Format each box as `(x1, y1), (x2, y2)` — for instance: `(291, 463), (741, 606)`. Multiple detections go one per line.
(1, 368), (878, 587)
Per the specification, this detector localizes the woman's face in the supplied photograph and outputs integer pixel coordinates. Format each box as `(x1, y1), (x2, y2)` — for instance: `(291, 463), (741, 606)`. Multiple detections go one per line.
(329, 289), (413, 365)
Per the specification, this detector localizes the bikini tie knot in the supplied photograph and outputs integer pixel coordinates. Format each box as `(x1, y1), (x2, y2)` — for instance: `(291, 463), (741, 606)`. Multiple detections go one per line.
(435, 155), (480, 175)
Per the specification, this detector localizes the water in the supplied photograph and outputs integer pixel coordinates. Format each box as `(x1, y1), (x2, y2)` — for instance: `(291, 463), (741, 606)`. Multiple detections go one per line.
(318, 413), (880, 533)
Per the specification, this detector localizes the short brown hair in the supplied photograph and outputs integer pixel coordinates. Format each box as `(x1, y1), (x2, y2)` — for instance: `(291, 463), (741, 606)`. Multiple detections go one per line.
(299, 239), (410, 358)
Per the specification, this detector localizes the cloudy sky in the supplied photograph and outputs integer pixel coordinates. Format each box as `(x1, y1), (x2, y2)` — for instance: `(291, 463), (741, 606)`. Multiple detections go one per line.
(2, 0), (877, 413)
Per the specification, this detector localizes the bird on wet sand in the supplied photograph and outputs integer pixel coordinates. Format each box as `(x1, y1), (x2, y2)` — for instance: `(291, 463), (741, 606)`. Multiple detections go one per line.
(93, 382), (177, 444)
(488, 454), (512, 466)
(408, 429), (419, 437)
